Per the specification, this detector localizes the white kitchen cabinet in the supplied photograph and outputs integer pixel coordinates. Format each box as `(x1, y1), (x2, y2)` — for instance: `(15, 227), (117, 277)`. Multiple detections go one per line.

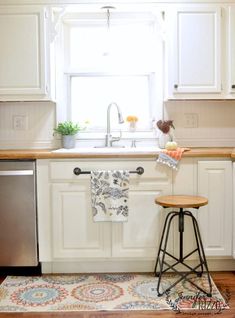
(37, 158), (234, 273)
(112, 164), (172, 258)
(173, 159), (233, 258)
(198, 161), (232, 256)
(233, 162), (235, 259)
(0, 6), (52, 101)
(37, 159), (172, 271)
(172, 158), (198, 260)
(52, 182), (111, 259)
(228, 6), (235, 94)
(167, 6), (222, 98)
(50, 160), (172, 261)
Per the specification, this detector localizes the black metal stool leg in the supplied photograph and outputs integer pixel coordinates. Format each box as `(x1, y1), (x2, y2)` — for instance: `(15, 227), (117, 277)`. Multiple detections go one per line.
(184, 210), (204, 276)
(179, 208), (184, 262)
(154, 211), (178, 276)
(191, 214), (212, 297)
(154, 207), (212, 297)
(154, 211), (175, 276)
(155, 213), (178, 296)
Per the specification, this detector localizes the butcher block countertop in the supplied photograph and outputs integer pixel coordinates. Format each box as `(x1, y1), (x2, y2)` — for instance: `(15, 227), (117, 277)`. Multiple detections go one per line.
(0, 147), (234, 159)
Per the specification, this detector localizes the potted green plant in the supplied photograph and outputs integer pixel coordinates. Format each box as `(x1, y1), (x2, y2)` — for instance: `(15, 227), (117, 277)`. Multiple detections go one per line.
(54, 121), (82, 149)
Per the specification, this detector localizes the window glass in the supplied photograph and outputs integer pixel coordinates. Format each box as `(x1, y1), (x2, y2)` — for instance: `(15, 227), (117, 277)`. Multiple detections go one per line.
(70, 75), (150, 131)
(60, 11), (163, 135)
(69, 22), (157, 72)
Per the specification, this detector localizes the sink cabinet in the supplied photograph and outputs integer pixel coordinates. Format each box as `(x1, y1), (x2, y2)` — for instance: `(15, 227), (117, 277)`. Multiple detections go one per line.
(37, 158), (234, 273)
(52, 182), (111, 259)
(37, 159), (172, 272)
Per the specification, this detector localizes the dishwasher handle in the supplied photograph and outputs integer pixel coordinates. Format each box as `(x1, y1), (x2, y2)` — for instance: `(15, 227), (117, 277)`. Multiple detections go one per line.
(0, 170), (34, 176)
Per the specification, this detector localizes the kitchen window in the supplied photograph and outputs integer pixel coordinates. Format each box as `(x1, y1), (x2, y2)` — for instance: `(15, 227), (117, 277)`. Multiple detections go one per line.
(56, 9), (164, 140)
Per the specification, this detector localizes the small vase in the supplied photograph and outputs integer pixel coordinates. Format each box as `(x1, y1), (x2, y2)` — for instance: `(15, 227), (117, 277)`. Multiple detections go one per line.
(62, 135), (76, 149)
(158, 133), (171, 149)
(129, 121), (136, 132)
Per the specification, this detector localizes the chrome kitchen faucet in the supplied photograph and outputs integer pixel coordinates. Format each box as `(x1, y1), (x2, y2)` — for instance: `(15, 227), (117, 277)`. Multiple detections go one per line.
(105, 102), (124, 147)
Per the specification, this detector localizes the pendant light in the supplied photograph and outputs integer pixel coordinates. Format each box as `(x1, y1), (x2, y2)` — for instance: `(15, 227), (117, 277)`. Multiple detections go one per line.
(101, 6), (116, 56)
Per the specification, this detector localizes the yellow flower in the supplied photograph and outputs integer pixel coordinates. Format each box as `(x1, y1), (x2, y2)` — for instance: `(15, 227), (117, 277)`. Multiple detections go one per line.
(126, 115), (138, 122)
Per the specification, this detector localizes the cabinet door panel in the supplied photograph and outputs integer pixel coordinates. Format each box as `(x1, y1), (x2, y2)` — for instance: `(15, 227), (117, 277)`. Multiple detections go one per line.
(173, 159), (198, 259)
(198, 161), (232, 256)
(52, 183), (111, 259)
(112, 169), (172, 258)
(168, 7), (221, 95)
(0, 7), (46, 96)
(229, 6), (235, 94)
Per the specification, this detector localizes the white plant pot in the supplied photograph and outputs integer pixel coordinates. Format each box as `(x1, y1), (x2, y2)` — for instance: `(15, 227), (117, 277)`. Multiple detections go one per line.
(62, 135), (76, 149)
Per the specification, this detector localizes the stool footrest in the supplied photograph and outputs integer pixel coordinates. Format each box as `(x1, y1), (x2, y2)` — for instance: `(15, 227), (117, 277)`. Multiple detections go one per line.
(157, 250), (206, 276)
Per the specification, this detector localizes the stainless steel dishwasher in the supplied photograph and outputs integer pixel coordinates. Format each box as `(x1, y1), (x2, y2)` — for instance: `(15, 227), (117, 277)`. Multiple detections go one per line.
(0, 160), (38, 266)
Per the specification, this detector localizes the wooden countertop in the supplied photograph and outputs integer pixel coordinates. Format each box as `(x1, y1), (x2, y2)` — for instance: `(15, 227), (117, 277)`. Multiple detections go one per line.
(0, 148), (234, 159)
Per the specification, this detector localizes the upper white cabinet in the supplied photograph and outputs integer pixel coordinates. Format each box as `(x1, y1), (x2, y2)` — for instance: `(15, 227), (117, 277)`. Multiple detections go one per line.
(166, 6), (222, 98)
(0, 6), (52, 101)
(228, 6), (235, 94)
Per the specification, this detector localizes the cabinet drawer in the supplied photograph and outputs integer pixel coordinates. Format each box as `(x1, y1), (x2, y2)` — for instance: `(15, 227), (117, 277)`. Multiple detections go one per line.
(49, 160), (171, 181)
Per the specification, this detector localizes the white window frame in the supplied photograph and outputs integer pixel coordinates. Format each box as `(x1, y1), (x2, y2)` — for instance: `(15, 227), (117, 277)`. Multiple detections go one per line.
(55, 8), (164, 144)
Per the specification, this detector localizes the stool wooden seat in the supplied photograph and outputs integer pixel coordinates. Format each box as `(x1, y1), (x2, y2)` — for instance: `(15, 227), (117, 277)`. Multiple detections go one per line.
(155, 195), (208, 208)
(154, 195), (212, 297)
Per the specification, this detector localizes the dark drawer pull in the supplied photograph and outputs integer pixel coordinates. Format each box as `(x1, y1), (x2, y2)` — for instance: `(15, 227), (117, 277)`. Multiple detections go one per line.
(174, 84), (178, 89)
(232, 84), (235, 89)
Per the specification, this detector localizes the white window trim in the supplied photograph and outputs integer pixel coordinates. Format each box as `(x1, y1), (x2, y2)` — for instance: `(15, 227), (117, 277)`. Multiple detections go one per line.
(55, 7), (164, 145)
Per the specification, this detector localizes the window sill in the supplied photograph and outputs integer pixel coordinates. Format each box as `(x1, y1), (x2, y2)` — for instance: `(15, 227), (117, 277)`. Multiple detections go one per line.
(54, 131), (160, 148)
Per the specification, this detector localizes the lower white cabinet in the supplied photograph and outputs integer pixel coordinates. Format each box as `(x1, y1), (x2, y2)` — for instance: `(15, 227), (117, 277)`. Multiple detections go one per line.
(173, 159), (233, 258)
(198, 161), (233, 256)
(52, 182), (111, 259)
(37, 159), (172, 266)
(112, 173), (172, 258)
(37, 158), (234, 272)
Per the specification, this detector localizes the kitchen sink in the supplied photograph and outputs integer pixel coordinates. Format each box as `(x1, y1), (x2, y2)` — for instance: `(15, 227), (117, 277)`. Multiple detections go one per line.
(52, 146), (161, 154)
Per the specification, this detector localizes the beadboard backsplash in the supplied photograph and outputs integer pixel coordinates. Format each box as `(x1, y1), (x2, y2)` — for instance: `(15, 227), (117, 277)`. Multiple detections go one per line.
(0, 102), (56, 149)
(0, 100), (234, 149)
(164, 100), (235, 147)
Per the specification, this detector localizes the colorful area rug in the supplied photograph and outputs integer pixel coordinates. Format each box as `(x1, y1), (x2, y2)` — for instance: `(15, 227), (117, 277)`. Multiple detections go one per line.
(0, 273), (229, 313)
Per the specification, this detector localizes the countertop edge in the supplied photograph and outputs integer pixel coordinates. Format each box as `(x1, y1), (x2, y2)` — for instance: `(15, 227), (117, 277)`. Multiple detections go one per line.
(0, 148), (234, 159)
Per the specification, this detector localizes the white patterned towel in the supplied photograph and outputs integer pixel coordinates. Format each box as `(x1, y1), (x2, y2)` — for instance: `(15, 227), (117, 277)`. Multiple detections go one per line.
(90, 170), (130, 222)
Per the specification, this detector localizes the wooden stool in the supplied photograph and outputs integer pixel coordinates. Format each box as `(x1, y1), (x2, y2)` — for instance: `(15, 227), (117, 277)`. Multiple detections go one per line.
(154, 195), (212, 297)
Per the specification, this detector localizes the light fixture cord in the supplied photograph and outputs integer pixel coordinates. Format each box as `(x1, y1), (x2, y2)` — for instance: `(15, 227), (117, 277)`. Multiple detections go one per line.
(107, 8), (110, 30)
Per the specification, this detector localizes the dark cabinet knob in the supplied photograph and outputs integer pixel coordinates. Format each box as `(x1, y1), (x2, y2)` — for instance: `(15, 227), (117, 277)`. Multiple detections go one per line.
(174, 84), (178, 89)
(73, 167), (81, 175)
(232, 84), (235, 89)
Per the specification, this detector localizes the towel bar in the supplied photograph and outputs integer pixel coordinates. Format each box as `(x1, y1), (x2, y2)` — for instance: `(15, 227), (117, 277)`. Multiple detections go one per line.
(73, 166), (144, 176)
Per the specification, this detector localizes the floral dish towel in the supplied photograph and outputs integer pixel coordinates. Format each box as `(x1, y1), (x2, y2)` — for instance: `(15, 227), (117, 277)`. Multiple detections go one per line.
(91, 170), (130, 222)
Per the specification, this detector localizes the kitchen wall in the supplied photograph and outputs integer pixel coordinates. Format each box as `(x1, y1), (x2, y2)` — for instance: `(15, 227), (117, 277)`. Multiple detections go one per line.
(0, 102), (56, 149)
(0, 100), (235, 149)
(164, 100), (235, 147)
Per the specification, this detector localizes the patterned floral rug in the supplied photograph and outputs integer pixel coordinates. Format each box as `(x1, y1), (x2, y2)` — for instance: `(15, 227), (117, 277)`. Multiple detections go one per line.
(0, 273), (229, 313)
